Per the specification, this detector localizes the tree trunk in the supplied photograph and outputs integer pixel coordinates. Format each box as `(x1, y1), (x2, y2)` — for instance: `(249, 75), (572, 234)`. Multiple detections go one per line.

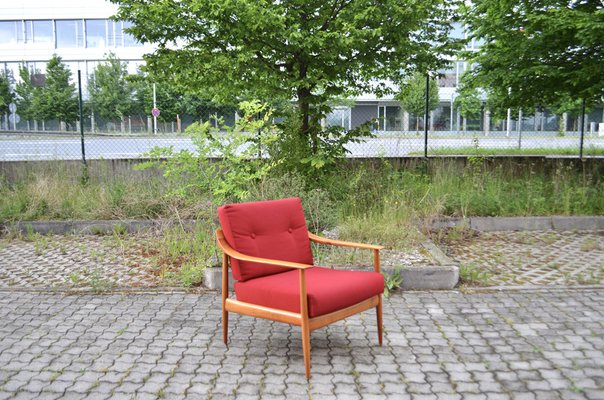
(297, 86), (316, 153)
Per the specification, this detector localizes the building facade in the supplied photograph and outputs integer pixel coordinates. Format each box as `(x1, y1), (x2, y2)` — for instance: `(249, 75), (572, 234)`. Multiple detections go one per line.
(1, 0), (601, 135)
(0, 0), (151, 95)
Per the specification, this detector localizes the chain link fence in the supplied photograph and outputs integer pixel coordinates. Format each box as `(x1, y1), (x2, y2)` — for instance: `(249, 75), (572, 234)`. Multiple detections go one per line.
(1, 103), (603, 162)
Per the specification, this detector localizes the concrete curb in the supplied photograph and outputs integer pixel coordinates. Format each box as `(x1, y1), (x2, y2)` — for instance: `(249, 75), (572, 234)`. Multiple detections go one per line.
(430, 215), (604, 232)
(382, 239), (460, 290)
(1, 219), (199, 235)
(1, 219), (460, 291)
(0, 286), (199, 295)
(459, 284), (604, 293)
(203, 267), (234, 291)
(204, 238), (461, 291)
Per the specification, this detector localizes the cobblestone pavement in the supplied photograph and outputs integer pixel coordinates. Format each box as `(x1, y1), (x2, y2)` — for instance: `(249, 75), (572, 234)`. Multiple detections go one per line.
(0, 234), (431, 289)
(0, 235), (158, 289)
(0, 288), (602, 399)
(443, 230), (604, 286)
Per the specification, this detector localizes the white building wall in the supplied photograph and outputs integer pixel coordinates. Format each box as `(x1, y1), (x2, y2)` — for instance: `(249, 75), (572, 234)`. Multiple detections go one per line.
(0, 0), (152, 87)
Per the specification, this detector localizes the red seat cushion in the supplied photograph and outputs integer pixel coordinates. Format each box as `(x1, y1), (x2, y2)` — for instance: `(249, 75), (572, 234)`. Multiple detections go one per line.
(218, 198), (314, 282)
(234, 267), (384, 318)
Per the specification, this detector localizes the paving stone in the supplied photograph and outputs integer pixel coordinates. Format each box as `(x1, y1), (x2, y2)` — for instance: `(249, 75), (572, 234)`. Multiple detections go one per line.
(0, 289), (601, 400)
(0, 236), (160, 289)
(444, 230), (604, 286)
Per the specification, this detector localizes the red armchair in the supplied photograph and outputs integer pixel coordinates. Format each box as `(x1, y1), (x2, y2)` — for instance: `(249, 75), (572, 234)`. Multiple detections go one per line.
(216, 197), (384, 379)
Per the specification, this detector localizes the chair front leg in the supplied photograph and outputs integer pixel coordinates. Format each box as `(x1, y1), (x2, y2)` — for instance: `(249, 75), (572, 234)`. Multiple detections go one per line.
(377, 294), (383, 346)
(222, 252), (229, 345)
(373, 249), (383, 346)
(299, 269), (311, 379)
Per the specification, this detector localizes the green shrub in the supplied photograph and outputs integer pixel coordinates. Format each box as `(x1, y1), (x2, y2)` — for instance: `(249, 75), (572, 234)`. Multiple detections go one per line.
(249, 172), (337, 232)
(135, 100), (278, 205)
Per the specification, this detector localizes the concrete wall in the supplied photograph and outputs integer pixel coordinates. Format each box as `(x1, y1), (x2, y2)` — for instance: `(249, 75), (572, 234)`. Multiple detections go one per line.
(2, 156), (603, 184)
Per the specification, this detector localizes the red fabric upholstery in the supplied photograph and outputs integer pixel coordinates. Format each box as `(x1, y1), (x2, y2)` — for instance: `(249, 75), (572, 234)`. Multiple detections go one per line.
(217, 198), (314, 282)
(234, 267), (384, 318)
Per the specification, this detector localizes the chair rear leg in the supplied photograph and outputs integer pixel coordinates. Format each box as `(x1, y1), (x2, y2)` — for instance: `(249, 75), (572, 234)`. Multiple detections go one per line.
(376, 295), (383, 346)
(223, 309), (229, 345)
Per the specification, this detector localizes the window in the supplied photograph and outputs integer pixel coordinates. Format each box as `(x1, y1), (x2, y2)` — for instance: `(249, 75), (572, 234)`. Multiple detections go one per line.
(32, 20), (53, 43)
(86, 19), (107, 47)
(378, 105), (402, 131)
(122, 21), (141, 47)
(56, 20), (84, 48)
(473, 36), (485, 49)
(438, 63), (456, 88)
(25, 21), (32, 43)
(0, 21), (23, 44)
(378, 106), (385, 130)
(326, 108), (351, 129)
(385, 106), (401, 131)
(109, 21), (123, 47)
(450, 23), (464, 40)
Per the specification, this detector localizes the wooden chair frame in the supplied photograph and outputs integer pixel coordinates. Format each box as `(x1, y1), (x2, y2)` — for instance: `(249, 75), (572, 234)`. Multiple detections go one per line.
(216, 229), (385, 379)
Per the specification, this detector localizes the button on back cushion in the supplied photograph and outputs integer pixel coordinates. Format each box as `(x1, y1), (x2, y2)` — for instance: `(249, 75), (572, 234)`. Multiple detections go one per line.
(217, 198), (314, 281)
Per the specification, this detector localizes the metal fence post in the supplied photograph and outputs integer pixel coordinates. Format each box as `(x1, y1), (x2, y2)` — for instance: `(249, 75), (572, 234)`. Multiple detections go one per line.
(77, 70), (89, 184)
(579, 98), (586, 159)
(77, 70), (87, 168)
(424, 74), (429, 158)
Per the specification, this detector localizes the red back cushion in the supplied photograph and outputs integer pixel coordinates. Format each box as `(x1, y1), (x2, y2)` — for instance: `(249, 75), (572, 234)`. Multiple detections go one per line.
(217, 198), (314, 281)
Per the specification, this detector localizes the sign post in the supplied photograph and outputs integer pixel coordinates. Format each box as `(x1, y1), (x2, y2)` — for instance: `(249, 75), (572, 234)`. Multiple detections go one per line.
(8, 103), (17, 131)
(152, 83), (158, 134)
(151, 106), (161, 135)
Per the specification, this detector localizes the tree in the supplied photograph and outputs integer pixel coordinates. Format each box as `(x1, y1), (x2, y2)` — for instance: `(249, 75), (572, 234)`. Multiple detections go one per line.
(113, 0), (460, 154)
(550, 95), (591, 133)
(0, 72), (14, 116)
(128, 70), (230, 126)
(454, 74), (483, 132)
(462, 0), (604, 110)
(395, 72), (439, 132)
(454, 89), (482, 132)
(14, 65), (36, 122)
(35, 55), (78, 124)
(88, 53), (133, 122)
(0, 72), (13, 131)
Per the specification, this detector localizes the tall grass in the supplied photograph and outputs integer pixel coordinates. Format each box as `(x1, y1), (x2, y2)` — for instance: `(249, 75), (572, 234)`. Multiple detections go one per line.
(330, 158), (604, 245)
(1, 159), (603, 229)
(0, 164), (204, 222)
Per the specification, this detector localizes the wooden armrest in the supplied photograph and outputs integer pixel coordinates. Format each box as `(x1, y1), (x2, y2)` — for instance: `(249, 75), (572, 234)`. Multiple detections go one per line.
(308, 232), (385, 251)
(216, 230), (312, 270)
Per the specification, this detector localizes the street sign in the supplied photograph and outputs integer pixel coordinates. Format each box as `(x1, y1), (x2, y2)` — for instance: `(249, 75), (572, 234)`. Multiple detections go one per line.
(8, 113), (20, 124)
(8, 103), (16, 113)
(151, 108), (160, 117)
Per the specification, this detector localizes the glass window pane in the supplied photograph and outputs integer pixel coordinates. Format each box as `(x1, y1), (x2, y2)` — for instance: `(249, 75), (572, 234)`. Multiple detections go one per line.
(56, 20), (84, 48)
(326, 108), (350, 128)
(122, 21), (141, 47)
(450, 23), (464, 39)
(385, 106), (402, 131)
(25, 21), (33, 43)
(378, 106), (385, 131)
(0, 21), (23, 44)
(109, 21), (123, 47)
(86, 20), (107, 48)
(438, 62), (456, 88)
(32, 20), (52, 43)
